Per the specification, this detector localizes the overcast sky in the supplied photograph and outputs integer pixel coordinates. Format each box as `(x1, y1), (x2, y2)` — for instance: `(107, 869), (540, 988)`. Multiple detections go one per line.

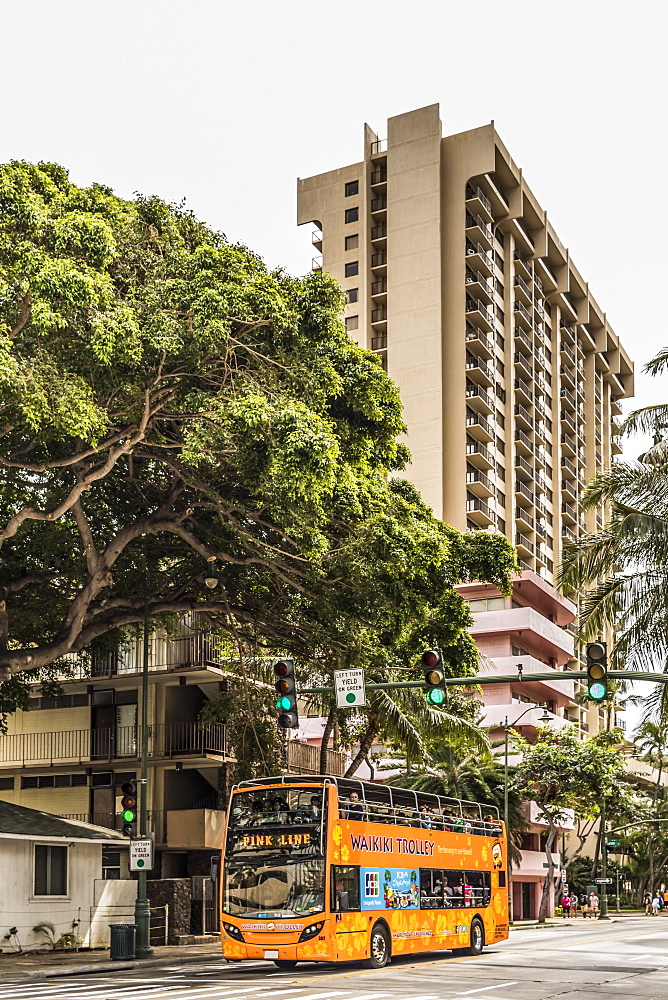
(3, 0), (665, 727)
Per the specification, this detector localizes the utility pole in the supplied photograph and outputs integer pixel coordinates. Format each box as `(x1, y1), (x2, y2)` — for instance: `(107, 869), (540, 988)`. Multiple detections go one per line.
(134, 599), (154, 958)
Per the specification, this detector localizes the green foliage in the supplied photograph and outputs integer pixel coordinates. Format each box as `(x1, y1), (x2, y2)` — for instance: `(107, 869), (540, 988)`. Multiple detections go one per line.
(198, 660), (284, 782)
(559, 345), (668, 682)
(0, 160), (517, 722)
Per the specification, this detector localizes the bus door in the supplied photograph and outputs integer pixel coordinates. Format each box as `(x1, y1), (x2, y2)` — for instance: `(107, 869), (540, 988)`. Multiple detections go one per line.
(331, 864), (366, 960)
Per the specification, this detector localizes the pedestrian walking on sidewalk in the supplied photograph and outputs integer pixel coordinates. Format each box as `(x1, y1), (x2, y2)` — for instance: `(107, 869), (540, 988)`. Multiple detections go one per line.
(589, 892), (599, 918)
(580, 892), (589, 918)
(652, 894), (661, 916)
(561, 893), (571, 918)
(569, 893), (579, 917)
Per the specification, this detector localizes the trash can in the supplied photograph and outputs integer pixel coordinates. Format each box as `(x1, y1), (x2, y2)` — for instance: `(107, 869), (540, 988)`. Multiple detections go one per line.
(109, 923), (137, 960)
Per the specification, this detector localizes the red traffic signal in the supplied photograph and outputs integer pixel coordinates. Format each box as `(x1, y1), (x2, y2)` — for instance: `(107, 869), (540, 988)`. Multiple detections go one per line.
(421, 650), (442, 669)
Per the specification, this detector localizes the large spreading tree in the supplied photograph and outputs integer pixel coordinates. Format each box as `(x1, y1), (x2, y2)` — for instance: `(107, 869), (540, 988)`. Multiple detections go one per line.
(0, 161), (517, 723)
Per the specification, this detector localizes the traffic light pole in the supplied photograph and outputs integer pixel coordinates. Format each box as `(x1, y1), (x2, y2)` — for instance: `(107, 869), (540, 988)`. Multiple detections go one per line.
(599, 797), (609, 920)
(134, 599), (154, 959)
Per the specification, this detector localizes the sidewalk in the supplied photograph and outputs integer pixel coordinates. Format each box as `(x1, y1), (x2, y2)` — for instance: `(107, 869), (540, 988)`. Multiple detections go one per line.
(0, 942), (224, 982)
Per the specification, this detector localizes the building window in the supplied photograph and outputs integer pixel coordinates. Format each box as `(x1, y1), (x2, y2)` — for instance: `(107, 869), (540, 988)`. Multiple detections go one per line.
(102, 849), (121, 880)
(345, 234), (359, 252)
(346, 288), (358, 304)
(345, 261), (359, 278)
(0, 776), (14, 790)
(345, 181), (359, 197)
(22, 774), (87, 789)
(345, 207), (359, 224)
(34, 844), (68, 896)
(345, 316), (359, 332)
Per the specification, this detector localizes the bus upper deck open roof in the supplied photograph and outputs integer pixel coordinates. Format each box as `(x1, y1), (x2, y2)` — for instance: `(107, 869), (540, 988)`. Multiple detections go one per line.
(231, 774), (500, 820)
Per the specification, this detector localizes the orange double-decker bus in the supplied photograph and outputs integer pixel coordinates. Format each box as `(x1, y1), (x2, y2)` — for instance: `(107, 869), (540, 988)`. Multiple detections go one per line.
(220, 775), (509, 969)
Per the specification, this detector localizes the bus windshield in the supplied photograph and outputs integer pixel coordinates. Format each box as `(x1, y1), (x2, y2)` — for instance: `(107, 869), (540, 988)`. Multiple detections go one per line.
(226, 785), (325, 857)
(224, 857), (325, 917)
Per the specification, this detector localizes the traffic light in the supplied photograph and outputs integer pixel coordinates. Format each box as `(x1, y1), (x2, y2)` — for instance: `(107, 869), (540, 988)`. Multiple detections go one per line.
(274, 659), (299, 729)
(120, 779), (138, 837)
(422, 649), (446, 706)
(586, 640), (608, 701)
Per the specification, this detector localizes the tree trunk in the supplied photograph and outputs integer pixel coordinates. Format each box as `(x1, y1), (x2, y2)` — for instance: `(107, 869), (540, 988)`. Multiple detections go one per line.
(538, 818), (557, 924)
(319, 705), (336, 775)
(345, 716), (379, 778)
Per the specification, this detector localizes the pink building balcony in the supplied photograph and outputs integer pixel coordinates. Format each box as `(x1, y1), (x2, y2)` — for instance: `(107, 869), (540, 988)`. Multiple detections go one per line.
(470, 605), (575, 665)
(482, 703), (572, 736)
(480, 654), (574, 707)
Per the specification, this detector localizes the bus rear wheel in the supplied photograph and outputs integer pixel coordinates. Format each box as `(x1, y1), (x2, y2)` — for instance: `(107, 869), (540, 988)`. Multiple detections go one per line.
(462, 917), (484, 956)
(273, 960), (298, 969)
(364, 922), (390, 969)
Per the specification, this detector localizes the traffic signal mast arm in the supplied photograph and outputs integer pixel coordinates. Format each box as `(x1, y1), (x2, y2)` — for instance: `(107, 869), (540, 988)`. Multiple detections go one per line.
(298, 670), (668, 694)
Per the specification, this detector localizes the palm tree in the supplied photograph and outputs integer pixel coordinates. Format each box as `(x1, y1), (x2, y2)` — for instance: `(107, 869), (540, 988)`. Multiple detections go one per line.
(386, 744), (526, 866)
(559, 346), (668, 675)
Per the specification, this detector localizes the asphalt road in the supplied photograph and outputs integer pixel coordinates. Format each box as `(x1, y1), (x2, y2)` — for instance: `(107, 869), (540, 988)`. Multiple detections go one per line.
(2, 918), (668, 1000)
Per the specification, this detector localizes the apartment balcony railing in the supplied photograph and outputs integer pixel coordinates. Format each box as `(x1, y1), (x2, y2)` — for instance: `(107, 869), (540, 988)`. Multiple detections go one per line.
(514, 377), (533, 403)
(0, 723), (228, 767)
(561, 455), (577, 478)
(561, 410), (576, 433)
(311, 230), (322, 247)
(515, 506), (534, 530)
(514, 454), (533, 478)
(515, 481), (534, 505)
(514, 403), (534, 430)
(465, 383), (493, 411)
(513, 250), (532, 274)
(465, 354), (493, 382)
(465, 326), (494, 357)
(560, 365), (575, 389)
(311, 256), (322, 272)
(465, 439), (494, 468)
(466, 497), (494, 521)
(371, 279), (387, 295)
(371, 307), (387, 323)
(561, 502), (578, 525)
(71, 632), (223, 680)
(465, 242), (494, 273)
(516, 218), (535, 248)
(371, 168), (387, 185)
(371, 334), (387, 350)
(560, 387), (576, 409)
(465, 469), (494, 494)
(514, 300), (532, 326)
(371, 251), (387, 267)
(465, 184), (493, 216)
(466, 270), (493, 299)
(371, 196), (387, 212)
(465, 298), (493, 328)
(560, 342), (575, 365)
(371, 224), (387, 240)
(370, 139), (388, 155)
(513, 274), (532, 299)
(560, 322), (576, 340)
(465, 214), (493, 246)
(465, 412), (494, 440)
(513, 353), (533, 379)
(513, 326), (532, 350)
(515, 533), (535, 555)
(515, 429), (534, 455)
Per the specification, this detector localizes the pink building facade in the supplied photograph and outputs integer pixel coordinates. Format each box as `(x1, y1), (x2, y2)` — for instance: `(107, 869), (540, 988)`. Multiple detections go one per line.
(457, 570), (577, 920)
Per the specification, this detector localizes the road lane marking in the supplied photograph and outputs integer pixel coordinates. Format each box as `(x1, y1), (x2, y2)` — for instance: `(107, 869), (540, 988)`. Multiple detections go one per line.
(456, 986), (517, 996)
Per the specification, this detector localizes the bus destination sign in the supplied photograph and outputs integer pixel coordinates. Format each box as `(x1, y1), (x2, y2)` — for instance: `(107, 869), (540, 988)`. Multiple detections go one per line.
(239, 831), (314, 849)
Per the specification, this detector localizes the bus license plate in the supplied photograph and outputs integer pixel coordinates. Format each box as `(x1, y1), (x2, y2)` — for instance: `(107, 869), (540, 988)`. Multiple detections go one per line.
(264, 950), (279, 959)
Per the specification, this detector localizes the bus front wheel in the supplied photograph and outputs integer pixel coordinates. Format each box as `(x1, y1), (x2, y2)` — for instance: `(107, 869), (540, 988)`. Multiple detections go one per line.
(273, 960), (298, 969)
(462, 917), (484, 956)
(365, 922), (390, 969)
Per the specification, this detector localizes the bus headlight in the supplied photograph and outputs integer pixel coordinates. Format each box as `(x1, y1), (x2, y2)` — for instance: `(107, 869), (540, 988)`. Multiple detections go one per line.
(299, 921), (324, 942)
(223, 922), (244, 941)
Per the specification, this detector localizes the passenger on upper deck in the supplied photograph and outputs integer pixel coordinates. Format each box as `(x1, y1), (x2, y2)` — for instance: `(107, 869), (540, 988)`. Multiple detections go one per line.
(341, 791), (365, 820)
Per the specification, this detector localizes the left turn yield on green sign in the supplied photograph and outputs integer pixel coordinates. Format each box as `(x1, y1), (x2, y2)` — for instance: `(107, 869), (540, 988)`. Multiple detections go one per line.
(129, 836), (154, 872)
(334, 668), (366, 708)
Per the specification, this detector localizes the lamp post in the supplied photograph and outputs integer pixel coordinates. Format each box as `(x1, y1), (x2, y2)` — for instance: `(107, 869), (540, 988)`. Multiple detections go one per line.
(134, 564), (219, 958)
(501, 702), (552, 923)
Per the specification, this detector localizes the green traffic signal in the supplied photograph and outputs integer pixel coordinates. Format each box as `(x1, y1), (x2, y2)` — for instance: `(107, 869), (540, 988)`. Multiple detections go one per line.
(586, 640), (608, 701)
(276, 695), (292, 711)
(122, 808), (136, 823)
(588, 680), (607, 701)
(426, 688), (446, 705)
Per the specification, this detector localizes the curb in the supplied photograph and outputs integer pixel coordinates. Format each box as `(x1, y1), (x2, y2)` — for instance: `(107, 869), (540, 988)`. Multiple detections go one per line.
(0, 949), (224, 983)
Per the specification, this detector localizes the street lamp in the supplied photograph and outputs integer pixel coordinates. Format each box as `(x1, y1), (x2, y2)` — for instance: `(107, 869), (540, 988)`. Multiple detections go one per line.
(134, 567), (219, 958)
(501, 701), (552, 924)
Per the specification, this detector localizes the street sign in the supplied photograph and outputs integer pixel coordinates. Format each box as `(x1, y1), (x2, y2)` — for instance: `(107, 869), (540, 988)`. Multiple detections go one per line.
(129, 836), (154, 872)
(334, 668), (366, 709)
(561, 870), (567, 881)
(595, 878), (613, 884)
